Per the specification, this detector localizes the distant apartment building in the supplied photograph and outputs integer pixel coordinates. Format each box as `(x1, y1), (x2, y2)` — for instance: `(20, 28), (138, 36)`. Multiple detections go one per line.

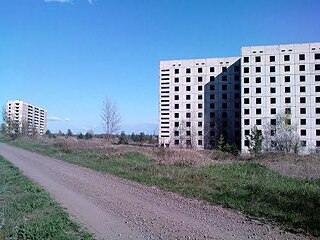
(159, 42), (320, 153)
(6, 100), (47, 135)
(241, 42), (320, 153)
(159, 57), (241, 149)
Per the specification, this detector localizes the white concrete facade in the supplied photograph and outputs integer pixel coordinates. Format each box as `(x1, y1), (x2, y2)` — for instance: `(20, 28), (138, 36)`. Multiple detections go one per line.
(159, 57), (241, 149)
(159, 42), (320, 153)
(241, 43), (320, 153)
(6, 100), (47, 135)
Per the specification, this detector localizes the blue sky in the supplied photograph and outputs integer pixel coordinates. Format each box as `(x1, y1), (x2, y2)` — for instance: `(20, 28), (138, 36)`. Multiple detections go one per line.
(1, 0), (319, 134)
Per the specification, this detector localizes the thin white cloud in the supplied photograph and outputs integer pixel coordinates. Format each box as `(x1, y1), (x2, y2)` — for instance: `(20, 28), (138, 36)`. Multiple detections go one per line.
(88, 0), (94, 4)
(44, 0), (72, 3)
(48, 116), (71, 122)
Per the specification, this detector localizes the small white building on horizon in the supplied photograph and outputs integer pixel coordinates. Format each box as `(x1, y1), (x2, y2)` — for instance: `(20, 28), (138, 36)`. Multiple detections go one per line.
(6, 100), (47, 135)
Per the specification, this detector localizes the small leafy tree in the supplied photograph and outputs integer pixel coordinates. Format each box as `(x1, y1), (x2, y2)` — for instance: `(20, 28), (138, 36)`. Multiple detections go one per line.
(77, 133), (84, 139)
(66, 129), (73, 137)
(118, 131), (129, 144)
(245, 125), (263, 156)
(84, 130), (94, 140)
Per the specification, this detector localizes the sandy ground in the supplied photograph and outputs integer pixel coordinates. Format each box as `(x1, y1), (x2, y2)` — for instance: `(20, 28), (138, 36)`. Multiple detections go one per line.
(0, 143), (311, 240)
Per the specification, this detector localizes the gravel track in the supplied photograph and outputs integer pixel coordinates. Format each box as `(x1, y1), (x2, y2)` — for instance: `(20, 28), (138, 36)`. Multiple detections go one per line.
(0, 143), (310, 239)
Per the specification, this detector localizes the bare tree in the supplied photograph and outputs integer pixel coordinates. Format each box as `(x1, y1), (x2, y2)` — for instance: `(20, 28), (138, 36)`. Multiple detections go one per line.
(263, 112), (300, 153)
(101, 97), (121, 140)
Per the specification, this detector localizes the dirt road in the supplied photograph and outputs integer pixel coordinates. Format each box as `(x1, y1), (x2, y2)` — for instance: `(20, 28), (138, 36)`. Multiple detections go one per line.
(0, 143), (309, 239)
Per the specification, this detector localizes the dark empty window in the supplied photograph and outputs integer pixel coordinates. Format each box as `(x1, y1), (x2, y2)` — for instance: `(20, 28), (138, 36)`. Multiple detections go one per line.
(244, 98), (249, 104)
(174, 140), (179, 145)
(210, 85), (215, 91)
(270, 66), (275, 72)
(256, 109), (261, 115)
(315, 64), (320, 70)
(222, 67), (227, 72)
(256, 56), (261, 62)
(210, 67), (215, 72)
(256, 67), (261, 73)
(301, 119), (306, 125)
(174, 95), (179, 100)
(300, 97), (306, 103)
(271, 119), (276, 125)
(301, 129), (306, 136)
(174, 131), (179, 136)
(285, 66), (290, 72)
(198, 94), (202, 100)
(244, 67), (249, 73)
(316, 86), (320, 92)
(175, 69), (179, 74)
(244, 57), (249, 63)
(186, 104), (191, 109)
(244, 119), (250, 125)
(270, 56), (275, 62)
(244, 109), (250, 115)
(186, 77), (191, 82)
(300, 76), (306, 82)
(222, 75), (227, 81)
(316, 75), (320, 81)
(222, 85), (227, 91)
(300, 86), (306, 92)
(285, 97), (291, 103)
(174, 113), (179, 118)
(186, 86), (191, 91)
(285, 76), (290, 82)
(270, 98), (276, 104)
(256, 88), (261, 94)
(285, 87), (291, 93)
(198, 86), (202, 91)
(198, 104), (202, 109)
(244, 77), (249, 83)
(175, 86), (179, 91)
(299, 54), (305, 60)
(198, 67), (202, 73)
(186, 112), (191, 118)
(210, 76), (215, 81)
(244, 88), (249, 94)
(316, 97), (320, 103)
(270, 76), (276, 83)
(222, 94), (227, 99)
(186, 95), (190, 100)
(198, 77), (203, 82)
(174, 104), (179, 109)
(315, 53), (320, 60)
(198, 112), (202, 118)
(256, 98), (262, 104)
(210, 94), (215, 99)
(284, 55), (290, 61)
(256, 119), (262, 125)
(174, 122), (179, 127)
(210, 103), (215, 109)
(186, 68), (191, 74)
(198, 140), (202, 146)
(256, 77), (261, 83)
(270, 87), (276, 93)
(317, 108), (320, 114)
(285, 108), (291, 114)
(299, 65), (305, 71)
(300, 108), (306, 114)
(271, 108), (276, 114)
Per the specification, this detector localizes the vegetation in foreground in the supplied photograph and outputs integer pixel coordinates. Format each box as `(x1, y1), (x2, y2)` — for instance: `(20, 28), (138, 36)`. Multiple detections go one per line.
(0, 155), (92, 240)
(3, 138), (320, 237)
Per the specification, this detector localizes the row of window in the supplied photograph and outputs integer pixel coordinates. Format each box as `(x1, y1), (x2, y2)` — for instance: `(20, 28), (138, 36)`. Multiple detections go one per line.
(244, 118), (320, 126)
(243, 86), (320, 94)
(174, 84), (241, 92)
(245, 140), (320, 147)
(173, 93), (241, 101)
(174, 66), (240, 74)
(172, 75), (241, 83)
(243, 97), (320, 105)
(244, 75), (320, 83)
(243, 64), (320, 73)
(173, 111), (241, 119)
(244, 108), (320, 115)
(243, 53), (320, 63)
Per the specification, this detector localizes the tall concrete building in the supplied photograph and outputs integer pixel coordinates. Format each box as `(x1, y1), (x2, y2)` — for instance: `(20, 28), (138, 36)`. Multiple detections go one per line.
(159, 42), (320, 153)
(241, 42), (320, 153)
(159, 57), (241, 149)
(6, 100), (47, 135)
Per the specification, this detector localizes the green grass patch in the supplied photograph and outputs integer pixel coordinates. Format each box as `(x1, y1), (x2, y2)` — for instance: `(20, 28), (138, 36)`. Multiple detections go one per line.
(0, 155), (92, 240)
(5, 138), (320, 237)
